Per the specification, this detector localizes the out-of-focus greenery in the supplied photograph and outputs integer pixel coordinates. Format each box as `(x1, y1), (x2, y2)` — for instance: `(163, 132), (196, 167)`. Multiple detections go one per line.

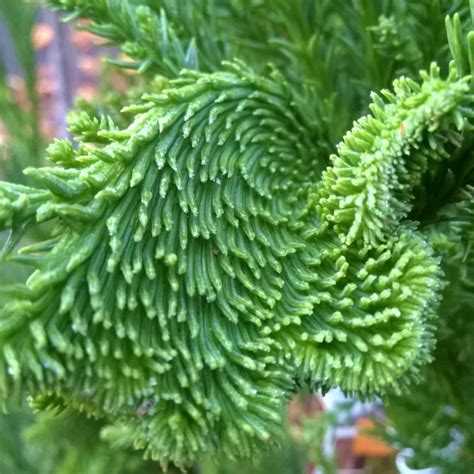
(0, 404), (162, 474)
(301, 413), (337, 474)
(0, 0), (45, 304)
(0, 403), (312, 474)
(0, 0), (43, 179)
(381, 186), (474, 474)
(199, 434), (307, 474)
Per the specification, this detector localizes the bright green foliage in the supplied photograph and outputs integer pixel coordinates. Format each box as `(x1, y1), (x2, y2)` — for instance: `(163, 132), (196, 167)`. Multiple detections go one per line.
(1, 0), (474, 470)
(0, 61), (443, 464)
(317, 66), (471, 246)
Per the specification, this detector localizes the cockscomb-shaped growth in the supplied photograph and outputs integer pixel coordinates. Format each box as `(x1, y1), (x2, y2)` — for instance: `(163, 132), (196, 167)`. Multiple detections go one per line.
(317, 64), (472, 246)
(1, 4), (473, 469)
(0, 61), (452, 466)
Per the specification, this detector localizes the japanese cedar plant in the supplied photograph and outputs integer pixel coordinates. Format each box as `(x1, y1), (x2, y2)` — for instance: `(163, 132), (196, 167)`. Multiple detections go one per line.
(0, 0), (473, 469)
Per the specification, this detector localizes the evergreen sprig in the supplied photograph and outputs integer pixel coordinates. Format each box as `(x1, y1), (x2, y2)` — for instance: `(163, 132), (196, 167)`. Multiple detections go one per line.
(316, 65), (472, 246)
(1, 0), (473, 469)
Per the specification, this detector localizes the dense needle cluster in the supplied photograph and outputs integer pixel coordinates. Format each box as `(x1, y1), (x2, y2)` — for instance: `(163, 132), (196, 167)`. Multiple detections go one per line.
(0, 0), (473, 468)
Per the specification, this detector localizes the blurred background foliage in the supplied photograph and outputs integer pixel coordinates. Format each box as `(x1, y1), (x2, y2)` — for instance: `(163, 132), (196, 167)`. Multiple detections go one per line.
(0, 399), (315, 474)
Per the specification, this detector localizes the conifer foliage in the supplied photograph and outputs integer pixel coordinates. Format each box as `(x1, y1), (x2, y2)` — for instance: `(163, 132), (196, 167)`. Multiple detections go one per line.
(0, 0), (473, 468)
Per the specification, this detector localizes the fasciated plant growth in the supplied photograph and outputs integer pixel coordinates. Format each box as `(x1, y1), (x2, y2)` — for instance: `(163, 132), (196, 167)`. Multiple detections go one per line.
(0, 0), (473, 471)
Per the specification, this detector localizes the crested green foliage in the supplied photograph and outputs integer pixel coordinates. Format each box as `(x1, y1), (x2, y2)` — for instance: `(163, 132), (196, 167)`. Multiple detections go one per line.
(1, 0), (474, 470)
(316, 66), (471, 246)
(44, 0), (471, 144)
(0, 61), (443, 464)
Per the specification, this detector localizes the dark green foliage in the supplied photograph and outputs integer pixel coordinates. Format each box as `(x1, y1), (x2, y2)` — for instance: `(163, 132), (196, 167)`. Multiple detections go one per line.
(382, 186), (474, 473)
